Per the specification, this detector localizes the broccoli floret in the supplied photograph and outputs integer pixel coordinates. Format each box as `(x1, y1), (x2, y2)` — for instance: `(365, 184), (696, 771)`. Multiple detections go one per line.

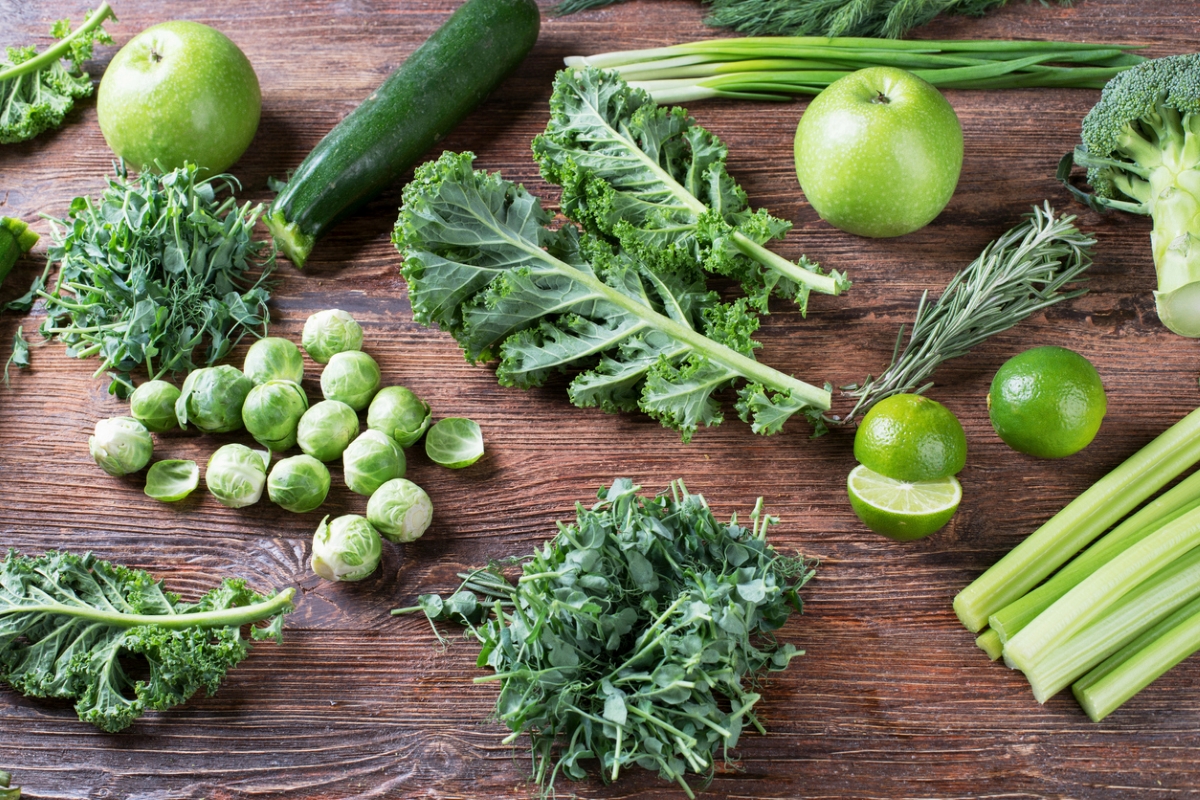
(1061, 54), (1200, 337)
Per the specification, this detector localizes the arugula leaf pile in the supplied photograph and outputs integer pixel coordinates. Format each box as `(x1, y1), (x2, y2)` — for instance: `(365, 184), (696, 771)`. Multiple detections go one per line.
(0, 4), (116, 144)
(394, 150), (832, 440)
(0, 550), (294, 733)
(534, 68), (848, 313)
(399, 479), (813, 797)
(31, 163), (274, 396)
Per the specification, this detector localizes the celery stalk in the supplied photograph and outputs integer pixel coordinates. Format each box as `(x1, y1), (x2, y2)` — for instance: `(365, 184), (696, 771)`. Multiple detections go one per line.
(976, 628), (1003, 661)
(1004, 505), (1200, 675)
(1073, 595), (1200, 721)
(988, 469), (1200, 642)
(954, 406), (1200, 632)
(1018, 545), (1200, 702)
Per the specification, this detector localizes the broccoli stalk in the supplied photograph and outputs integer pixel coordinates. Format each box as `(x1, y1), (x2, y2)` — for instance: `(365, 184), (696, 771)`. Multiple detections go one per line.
(1059, 54), (1200, 337)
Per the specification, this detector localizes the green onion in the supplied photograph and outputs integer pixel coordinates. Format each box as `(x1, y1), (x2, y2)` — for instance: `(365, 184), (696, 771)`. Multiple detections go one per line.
(954, 407), (1200, 632)
(565, 37), (1146, 104)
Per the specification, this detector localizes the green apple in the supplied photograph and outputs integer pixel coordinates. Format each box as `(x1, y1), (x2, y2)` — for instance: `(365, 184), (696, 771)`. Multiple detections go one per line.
(794, 66), (963, 238)
(98, 21), (261, 175)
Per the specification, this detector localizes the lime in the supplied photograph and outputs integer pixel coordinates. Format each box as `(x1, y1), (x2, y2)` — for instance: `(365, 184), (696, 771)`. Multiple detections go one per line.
(987, 346), (1106, 459)
(846, 464), (962, 541)
(853, 393), (967, 482)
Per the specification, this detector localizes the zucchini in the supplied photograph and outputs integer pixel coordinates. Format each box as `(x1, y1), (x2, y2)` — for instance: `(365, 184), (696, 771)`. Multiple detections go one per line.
(0, 217), (38, 286)
(267, 0), (540, 268)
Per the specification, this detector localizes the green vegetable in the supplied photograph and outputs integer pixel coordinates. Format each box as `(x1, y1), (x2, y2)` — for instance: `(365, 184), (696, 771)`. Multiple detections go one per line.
(0, 769), (19, 800)
(144, 459), (200, 502)
(37, 164), (273, 396)
(1059, 54), (1200, 337)
(367, 386), (431, 447)
(839, 204), (1093, 425)
(425, 417), (484, 469)
(320, 350), (380, 411)
(565, 37), (1145, 104)
(301, 309), (362, 364)
(266, 0), (541, 268)
(242, 380), (309, 452)
(394, 151), (831, 440)
(266, 454), (330, 514)
(89, 416), (153, 476)
(206, 443), (270, 509)
(555, 0), (1068, 40)
(296, 399), (359, 462)
(176, 365), (254, 433)
(0, 217), (39, 285)
(534, 68), (846, 312)
(128, 379), (181, 432)
(0, 549), (292, 732)
(342, 430), (406, 496)
(0, 3), (115, 144)
(244, 336), (304, 385)
(394, 479), (812, 797)
(4, 327), (30, 383)
(367, 478), (433, 543)
(311, 515), (382, 582)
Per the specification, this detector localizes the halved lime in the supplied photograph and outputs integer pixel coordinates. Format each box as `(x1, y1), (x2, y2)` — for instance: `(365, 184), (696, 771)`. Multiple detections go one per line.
(847, 463), (961, 541)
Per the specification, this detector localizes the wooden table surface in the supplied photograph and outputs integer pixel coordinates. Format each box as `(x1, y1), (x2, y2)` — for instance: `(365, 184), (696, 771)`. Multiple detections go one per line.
(3, 1), (1199, 798)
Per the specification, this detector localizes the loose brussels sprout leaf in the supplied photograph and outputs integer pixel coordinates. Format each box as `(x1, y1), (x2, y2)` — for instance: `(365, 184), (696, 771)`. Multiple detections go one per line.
(320, 350), (380, 411)
(175, 365), (254, 433)
(367, 478), (433, 543)
(296, 399), (360, 462)
(343, 430), (405, 496)
(311, 514), (382, 581)
(267, 454), (331, 514)
(144, 459), (200, 502)
(302, 309), (363, 364)
(242, 380), (309, 452)
(89, 416), (154, 476)
(206, 443), (270, 508)
(367, 386), (432, 448)
(244, 337), (305, 385)
(425, 417), (484, 469)
(128, 380), (181, 432)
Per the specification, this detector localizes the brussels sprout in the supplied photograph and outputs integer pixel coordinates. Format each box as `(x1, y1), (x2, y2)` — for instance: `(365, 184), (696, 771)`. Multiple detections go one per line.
(311, 514), (382, 582)
(425, 417), (484, 469)
(128, 380), (181, 432)
(296, 400), (360, 462)
(206, 444), (270, 508)
(144, 460), (200, 502)
(242, 380), (309, 452)
(175, 365), (254, 433)
(320, 350), (380, 411)
(244, 337), (305, 385)
(367, 386), (431, 448)
(302, 309), (363, 364)
(342, 430), (405, 496)
(89, 416), (153, 476)
(267, 455), (331, 513)
(367, 478), (433, 543)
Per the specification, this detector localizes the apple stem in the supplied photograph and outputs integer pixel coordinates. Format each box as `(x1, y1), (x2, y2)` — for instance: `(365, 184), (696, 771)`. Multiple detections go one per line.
(873, 91), (891, 104)
(0, 2), (116, 82)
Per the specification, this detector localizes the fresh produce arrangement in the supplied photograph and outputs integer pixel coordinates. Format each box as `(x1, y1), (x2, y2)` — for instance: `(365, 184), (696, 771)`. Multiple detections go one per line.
(396, 479), (813, 797)
(5, 0), (1200, 796)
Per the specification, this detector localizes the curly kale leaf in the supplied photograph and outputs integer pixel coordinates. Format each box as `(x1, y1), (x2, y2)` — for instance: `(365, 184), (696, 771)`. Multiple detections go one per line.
(0, 5), (116, 144)
(0, 549), (293, 732)
(394, 151), (830, 441)
(533, 67), (848, 313)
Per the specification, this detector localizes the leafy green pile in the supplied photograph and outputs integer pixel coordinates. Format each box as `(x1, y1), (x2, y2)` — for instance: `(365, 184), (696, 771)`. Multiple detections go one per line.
(534, 68), (847, 313)
(0, 550), (294, 732)
(394, 151), (833, 441)
(0, 4), (116, 144)
(30, 164), (274, 396)
(397, 479), (813, 796)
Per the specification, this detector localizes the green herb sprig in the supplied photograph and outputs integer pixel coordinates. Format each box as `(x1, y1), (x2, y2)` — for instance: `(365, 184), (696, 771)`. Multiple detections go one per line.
(395, 479), (814, 797)
(33, 164), (274, 396)
(838, 203), (1094, 425)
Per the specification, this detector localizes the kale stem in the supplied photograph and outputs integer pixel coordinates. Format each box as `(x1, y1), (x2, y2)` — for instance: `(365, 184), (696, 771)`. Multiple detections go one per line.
(4, 587), (295, 630)
(0, 3), (116, 82)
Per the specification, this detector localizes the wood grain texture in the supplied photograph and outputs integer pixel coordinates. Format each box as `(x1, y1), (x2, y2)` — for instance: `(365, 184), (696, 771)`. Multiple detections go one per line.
(3, 0), (1200, 797)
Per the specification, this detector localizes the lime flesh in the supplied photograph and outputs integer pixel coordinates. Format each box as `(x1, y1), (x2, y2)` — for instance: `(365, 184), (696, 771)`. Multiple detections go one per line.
(847, 464), (962, 541)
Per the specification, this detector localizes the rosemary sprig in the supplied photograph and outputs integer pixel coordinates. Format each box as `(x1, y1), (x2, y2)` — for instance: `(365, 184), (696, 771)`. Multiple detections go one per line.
(836, 202), (1094, 426)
